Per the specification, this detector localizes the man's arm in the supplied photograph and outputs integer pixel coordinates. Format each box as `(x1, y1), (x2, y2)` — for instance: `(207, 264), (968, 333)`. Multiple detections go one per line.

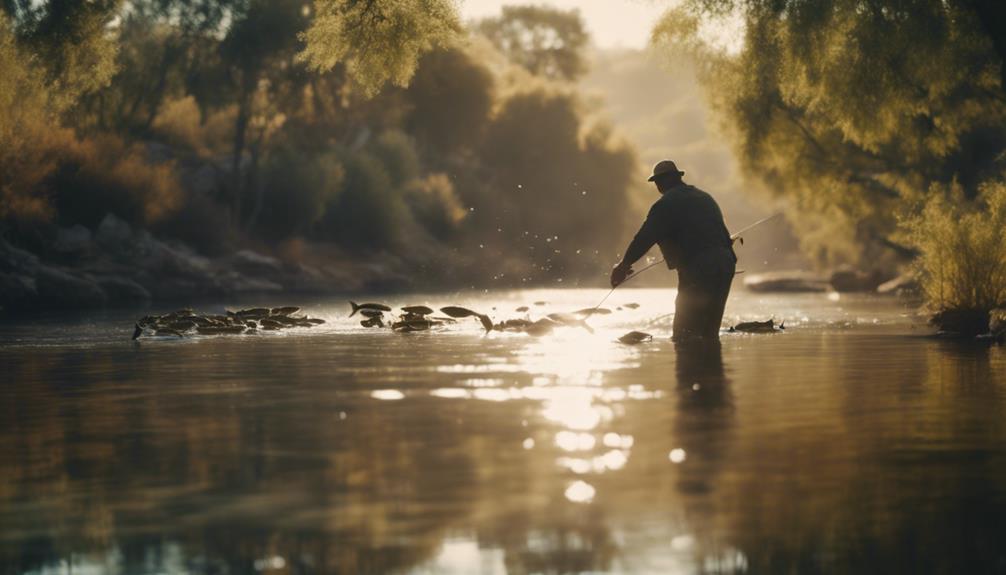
(611, 201), (670, 287)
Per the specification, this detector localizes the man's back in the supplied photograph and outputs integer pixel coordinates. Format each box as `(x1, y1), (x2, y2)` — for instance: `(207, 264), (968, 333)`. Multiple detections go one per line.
(651, 184), (735, 273)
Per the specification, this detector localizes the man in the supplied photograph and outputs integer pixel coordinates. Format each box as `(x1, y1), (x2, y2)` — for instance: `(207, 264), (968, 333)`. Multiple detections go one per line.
(611, 160), (736, 340)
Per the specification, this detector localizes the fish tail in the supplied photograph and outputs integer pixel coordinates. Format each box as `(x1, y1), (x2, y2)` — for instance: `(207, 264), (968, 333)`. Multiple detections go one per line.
(477, 314), (493, 332)
(349, 301), (360, 317)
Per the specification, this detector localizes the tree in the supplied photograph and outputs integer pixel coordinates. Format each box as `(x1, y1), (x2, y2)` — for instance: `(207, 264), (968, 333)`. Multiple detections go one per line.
(299, 0), (462, 96)
(653, 0), (1006, 266)
(477, 5), (588, 82)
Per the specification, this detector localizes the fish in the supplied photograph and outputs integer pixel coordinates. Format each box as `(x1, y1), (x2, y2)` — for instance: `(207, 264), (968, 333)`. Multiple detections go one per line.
(515, 306), (529, 312)
(392, 318), (435, 331)
(361, 317), (385, 328)
(360, 309), (385, 318)
(402, 305), (434, 315)
(477, 314), (494, 332)
(729, 319), (785, 333)
(306, 318), (325, 325)
(439, 306), (480, 318)
(574, 307), (612, 316)
(547, 312), (595, 334)
(236, 307), (271, 318)
(624, 303), (640, 309)
(618, 331), (653, 344)
(534, 301), (547, 306)
(349, 301), (392, 317)
(272, 306), (300, 315)
(525, 318), (558, 337)
(197, 325), (246, 335)
(496, 318), (533, 331)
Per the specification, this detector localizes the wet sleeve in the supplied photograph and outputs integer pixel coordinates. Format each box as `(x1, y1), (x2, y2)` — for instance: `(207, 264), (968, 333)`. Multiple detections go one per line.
(621, 201), (671, 267)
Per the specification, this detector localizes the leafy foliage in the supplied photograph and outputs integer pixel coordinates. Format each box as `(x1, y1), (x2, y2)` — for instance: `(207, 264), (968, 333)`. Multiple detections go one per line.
(299, 0), (462, 96)
(653, 0), (1006, 270)
(901, 181), (1006, 311)
(477, 5), (588, 81)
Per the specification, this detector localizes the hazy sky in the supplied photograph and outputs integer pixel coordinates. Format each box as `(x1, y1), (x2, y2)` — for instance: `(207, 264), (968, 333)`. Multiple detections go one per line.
(459, 0), (673, 50)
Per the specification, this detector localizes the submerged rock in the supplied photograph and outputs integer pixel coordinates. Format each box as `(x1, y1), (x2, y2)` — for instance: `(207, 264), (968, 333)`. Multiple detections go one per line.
(929, 309), (990, 338)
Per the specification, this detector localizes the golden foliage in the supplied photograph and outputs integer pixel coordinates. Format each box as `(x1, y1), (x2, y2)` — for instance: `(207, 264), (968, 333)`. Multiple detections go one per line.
(901, 181), (1006, 311)
(299, 0), (462, 96)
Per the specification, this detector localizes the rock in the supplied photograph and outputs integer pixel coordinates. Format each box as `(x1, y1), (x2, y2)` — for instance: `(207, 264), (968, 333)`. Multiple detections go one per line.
(744, 270), (829, 293)
(877, 273), (920, 296)
(34, 265), (107, 309)
(929, 309), (990, 338)
(230, 249), (283, 276)
(53, 225), (92, 254)
(95, 213), (134, 250)
(0, 272), (38, 309)
(94, 276), (152, 304)
(830, 267), (886, 292)
(0, 240), (40, 273)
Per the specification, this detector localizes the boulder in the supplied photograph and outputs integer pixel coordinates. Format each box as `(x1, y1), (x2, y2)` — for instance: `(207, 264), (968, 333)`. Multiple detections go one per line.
(94, 276), (152, 304)
(830, 267), (886, 292)
(744, 270), (829, 293)
(0, 272), (38, 310)
(34, 265), (107, 309)
(53, 225), (93, 255)
(230, 249), (283, 276)
(0, 240), (40, 273)
(929, 308), (989, 338)
(877, 273), (920, 296)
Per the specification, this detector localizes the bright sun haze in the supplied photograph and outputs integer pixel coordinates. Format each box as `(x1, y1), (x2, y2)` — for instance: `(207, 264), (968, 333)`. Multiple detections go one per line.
(461, 0), (673, 49)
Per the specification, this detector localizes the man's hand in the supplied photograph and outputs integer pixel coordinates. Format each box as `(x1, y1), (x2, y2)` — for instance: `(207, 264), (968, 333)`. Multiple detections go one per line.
(610, 263), (634, 288)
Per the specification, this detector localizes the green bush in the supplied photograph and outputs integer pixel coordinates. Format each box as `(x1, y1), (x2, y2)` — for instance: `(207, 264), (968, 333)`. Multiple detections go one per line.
(317, 153), (406, 249)
(257, 144), (343, 241)
(901, 181), (1006, 312)
(404, 173), (466, 240)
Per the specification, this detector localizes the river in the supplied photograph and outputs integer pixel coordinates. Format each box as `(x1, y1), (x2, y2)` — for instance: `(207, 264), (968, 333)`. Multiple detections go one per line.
(2, 288), (1006, 574)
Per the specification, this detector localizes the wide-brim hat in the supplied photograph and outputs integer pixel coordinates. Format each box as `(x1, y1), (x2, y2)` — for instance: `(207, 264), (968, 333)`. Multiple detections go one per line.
(648, 159), (684, 181)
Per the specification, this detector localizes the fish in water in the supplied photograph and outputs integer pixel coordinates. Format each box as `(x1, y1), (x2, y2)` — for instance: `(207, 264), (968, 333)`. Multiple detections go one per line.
(476, 314), (494, 332)
(401, 305), (434, 315)
(349, 301), (392, 317)
(439, 306), (479, 318)
(729, 319), (785, 333)
(574, 307), (612, 316)
(525, 318), (559, 337)
(360, 309), (385, 319)
(624, 303), (640, 309)
(618, 331), (653, 344)
(272, 306), (300, 316)
(546, 312), (595, 334)
(361, 317), (385, 328)
(515, 306), (529, 312)
(392, 318), (439, 332)
(534, 301), (547, 306)
(496, 318), (533, 331)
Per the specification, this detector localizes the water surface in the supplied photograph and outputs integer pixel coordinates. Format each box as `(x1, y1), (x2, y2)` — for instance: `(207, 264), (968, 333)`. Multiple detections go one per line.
(3, 289), (1006, 574)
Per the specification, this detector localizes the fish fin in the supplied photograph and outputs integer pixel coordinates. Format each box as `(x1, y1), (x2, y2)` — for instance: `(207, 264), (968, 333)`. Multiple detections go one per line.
(132, 324), (142, 340)
(780, 320), (786, 329)
(349, 301), (359, 317)
(477, 314), (493, 332)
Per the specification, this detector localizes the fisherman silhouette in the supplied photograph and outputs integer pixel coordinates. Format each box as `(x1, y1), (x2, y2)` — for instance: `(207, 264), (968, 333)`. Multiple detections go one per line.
(611, 160), (736, 340)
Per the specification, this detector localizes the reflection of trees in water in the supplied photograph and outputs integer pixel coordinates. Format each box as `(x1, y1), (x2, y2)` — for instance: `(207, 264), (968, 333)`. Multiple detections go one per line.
(0, 344), (491, 573)
(718, 336), (1006, 573)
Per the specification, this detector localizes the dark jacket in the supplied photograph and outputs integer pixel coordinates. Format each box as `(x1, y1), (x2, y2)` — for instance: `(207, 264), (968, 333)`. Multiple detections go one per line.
(623, 183), (736, 278)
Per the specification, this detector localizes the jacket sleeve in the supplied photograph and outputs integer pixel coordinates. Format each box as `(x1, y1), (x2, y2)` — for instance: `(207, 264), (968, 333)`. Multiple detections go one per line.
(621, 201), (671, 267)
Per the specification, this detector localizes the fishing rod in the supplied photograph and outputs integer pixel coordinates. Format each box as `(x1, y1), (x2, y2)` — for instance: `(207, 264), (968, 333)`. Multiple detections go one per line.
(583, 212), (782, 316)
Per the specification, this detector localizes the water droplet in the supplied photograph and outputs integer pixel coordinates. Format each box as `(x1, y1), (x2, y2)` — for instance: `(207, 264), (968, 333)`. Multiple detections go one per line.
(669, 448), (686, 463)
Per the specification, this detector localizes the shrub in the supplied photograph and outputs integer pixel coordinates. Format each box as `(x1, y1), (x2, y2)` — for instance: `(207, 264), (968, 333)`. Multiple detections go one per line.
(404, 173), (466, 240)
(317, 152), (407, 249)
(257, 145), (344, 241)
(50, 134), (182, 229)
(901, 181), (1006, 312)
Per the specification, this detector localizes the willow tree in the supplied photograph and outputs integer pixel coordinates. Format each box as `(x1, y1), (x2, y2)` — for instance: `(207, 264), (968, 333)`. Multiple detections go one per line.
(299, 0), (462, 96)
(653, 0), (1006, 267)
